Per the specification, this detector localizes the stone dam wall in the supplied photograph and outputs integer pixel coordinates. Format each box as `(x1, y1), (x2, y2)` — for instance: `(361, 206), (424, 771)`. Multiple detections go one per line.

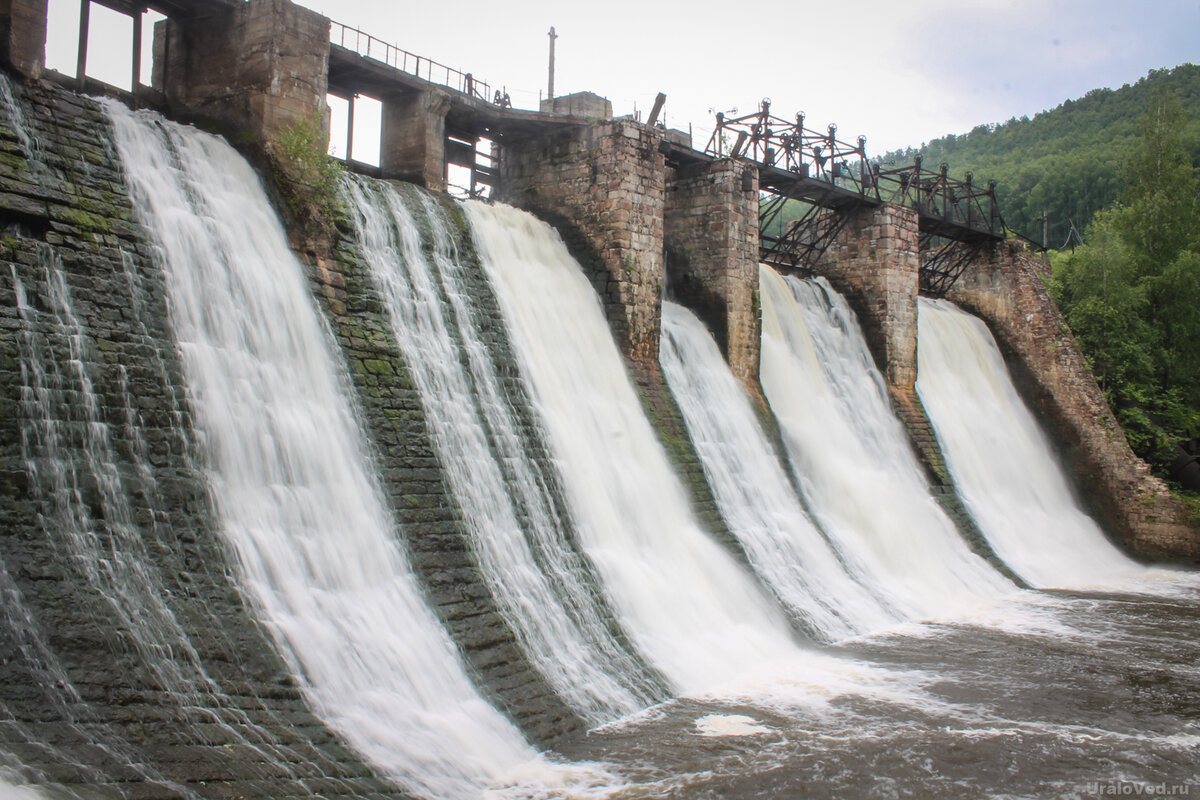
(947, 241), (1200, 562)
(0, 77), (412, 799)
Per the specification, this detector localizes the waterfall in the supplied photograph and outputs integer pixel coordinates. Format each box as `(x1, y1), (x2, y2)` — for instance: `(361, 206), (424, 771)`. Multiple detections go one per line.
(341, 176), (665, 725)
(916, 298), (1141, 587)
(101, 101), (538, 799)
(0, 73), (40, 165)
(758, 268), (1012, 621)
(465, 201), (799, 694)
(658, 300), (896, 640)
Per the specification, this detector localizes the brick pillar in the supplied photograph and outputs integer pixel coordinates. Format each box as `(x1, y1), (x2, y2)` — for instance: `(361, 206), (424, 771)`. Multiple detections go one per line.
(664, 158), (761, 388)
(496, 119), (666, 368)
(819, 203), (920, 390)
(155, 0), (329, 146)
(380, 89), (451, 190)
(946, 240), (1199, 561)
(0, 0), (46, 79)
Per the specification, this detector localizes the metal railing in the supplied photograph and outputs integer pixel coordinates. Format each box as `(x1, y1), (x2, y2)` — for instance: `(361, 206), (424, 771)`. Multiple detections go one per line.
(329, 21), (496, 104)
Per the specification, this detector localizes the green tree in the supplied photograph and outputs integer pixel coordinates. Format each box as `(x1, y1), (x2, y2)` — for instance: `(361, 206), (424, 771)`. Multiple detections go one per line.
(1051, 90), (1200, 472)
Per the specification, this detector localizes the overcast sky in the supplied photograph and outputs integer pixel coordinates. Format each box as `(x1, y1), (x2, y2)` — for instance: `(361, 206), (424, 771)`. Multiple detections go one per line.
(46, 0), (1199, 158)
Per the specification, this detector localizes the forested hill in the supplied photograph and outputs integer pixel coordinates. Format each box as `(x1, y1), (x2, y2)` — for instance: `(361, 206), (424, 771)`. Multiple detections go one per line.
(878, 64), (1200, 247)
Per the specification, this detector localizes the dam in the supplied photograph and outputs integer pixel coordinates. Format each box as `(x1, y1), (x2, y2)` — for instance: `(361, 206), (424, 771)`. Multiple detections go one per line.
(0, 0), (1198, 798)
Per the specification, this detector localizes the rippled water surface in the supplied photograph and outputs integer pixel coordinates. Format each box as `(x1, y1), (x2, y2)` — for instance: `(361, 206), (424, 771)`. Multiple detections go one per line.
(548, 580), (1200, 799)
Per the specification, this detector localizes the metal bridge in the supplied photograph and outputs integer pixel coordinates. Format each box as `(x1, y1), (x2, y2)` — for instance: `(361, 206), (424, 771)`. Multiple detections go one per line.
(319, 23), (1009, 296)
(63, 0), (1008, 295)
(669, 100), (1005, 295)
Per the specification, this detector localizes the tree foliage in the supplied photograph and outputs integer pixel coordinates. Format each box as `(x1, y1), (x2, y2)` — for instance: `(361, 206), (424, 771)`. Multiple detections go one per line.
(1048, 89), (1200, 475)
(878, 65), (1200, 248)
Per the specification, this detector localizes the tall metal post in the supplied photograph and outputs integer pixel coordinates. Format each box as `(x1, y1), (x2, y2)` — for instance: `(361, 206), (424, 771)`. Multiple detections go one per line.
(547, 26), (557, 101)
(131, 7), (143, 95)
(346, 95), (355, 162)
(76, 0), (90, 88)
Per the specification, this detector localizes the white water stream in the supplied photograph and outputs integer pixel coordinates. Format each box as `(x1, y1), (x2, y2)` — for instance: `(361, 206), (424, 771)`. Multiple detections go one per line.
(466, 202), (800, 694)
(102, 102), (539, 800)
(342, 176), (663, 725)
(758, 268), (1013, 621)
(658, 300), (895, 640)
(916, 297), (1142, 587)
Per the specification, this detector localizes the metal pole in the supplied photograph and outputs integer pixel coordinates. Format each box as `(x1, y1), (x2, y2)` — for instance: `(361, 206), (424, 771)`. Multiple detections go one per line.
(547, 26), (557, 101)
(131, 8), (143, 95)
(346, 95), (355, 163)
(76, 0), (90, 88)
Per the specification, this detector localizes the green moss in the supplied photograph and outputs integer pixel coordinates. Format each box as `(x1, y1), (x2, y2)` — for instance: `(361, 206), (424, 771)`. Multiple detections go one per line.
(50, 204), (111, 233)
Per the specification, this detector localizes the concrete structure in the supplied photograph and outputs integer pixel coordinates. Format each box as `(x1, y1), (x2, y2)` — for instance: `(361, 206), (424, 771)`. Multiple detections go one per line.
(379, 88), (452, 187)
(540, 91), (612, 119)
(948, 241), (1200, 561)
(819, 203), (922, 390)
(0, 0), (45, 79)
(497, 118), (667, 368)
(153, 0), (329, 146)
(664, 158), (761, 388)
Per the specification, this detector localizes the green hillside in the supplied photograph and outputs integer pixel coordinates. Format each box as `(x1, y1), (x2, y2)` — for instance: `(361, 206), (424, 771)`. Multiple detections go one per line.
(878, 64), (1200, 247)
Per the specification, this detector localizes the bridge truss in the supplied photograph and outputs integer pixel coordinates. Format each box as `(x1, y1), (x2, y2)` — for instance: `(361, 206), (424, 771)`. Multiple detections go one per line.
(705, 101), (1004, 294)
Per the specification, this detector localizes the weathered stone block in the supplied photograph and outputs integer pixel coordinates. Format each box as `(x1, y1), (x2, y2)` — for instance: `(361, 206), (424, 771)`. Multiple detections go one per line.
(664, 158), (760, 388)
(818, 203), (920, 390)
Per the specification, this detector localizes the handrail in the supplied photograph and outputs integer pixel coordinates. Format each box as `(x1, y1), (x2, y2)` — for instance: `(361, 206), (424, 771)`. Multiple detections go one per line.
(329, 21), (499, 105)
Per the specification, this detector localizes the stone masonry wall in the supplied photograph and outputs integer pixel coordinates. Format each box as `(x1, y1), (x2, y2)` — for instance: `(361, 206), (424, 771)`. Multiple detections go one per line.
(154, 0), (328, 146)
(947, 240), (1199, 562)
(819, 203), (920, 390)
(665, 158), (761, 389)
(0, 0), (45, 80)
(0, 76), (409, 798)
(497, 118), (665, 368)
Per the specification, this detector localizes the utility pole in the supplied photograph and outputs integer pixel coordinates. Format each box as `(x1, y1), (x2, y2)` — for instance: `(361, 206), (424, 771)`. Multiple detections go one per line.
(547, 26), (557, 101)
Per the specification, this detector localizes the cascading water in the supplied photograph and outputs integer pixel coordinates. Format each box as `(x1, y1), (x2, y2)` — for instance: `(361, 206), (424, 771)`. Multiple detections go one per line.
(916, 297), (1141, 587)
(465, 201), (800, 694)
(341, 175), (666, 725)
(101, 101), (539, 800)
(8, 181), (254, 800)
(0, 73), (40, 166)
(758, 268), (1013, 620)
(658, 300), (896, 640)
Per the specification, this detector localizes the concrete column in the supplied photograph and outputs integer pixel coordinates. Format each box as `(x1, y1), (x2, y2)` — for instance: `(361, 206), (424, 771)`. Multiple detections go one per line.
(155, 0), (329, 146)
(818, 203), (920, 390)
(497, 119), (666, 368)
(0, 0), (47, 80)
(380, 89), (451, 190)
(664, 158), (761, 388)
(947, 240), (1199, 561)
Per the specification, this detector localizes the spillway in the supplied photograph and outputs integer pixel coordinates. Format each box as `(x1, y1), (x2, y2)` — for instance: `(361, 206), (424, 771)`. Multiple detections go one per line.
(103, 101), (535, 800)
(916, 297), (1142, 587)
(341, 175), (665, 725)
(758, 268), (1013, 621)
(658, 299), (895, 640)
(466, 201), (800, 694)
